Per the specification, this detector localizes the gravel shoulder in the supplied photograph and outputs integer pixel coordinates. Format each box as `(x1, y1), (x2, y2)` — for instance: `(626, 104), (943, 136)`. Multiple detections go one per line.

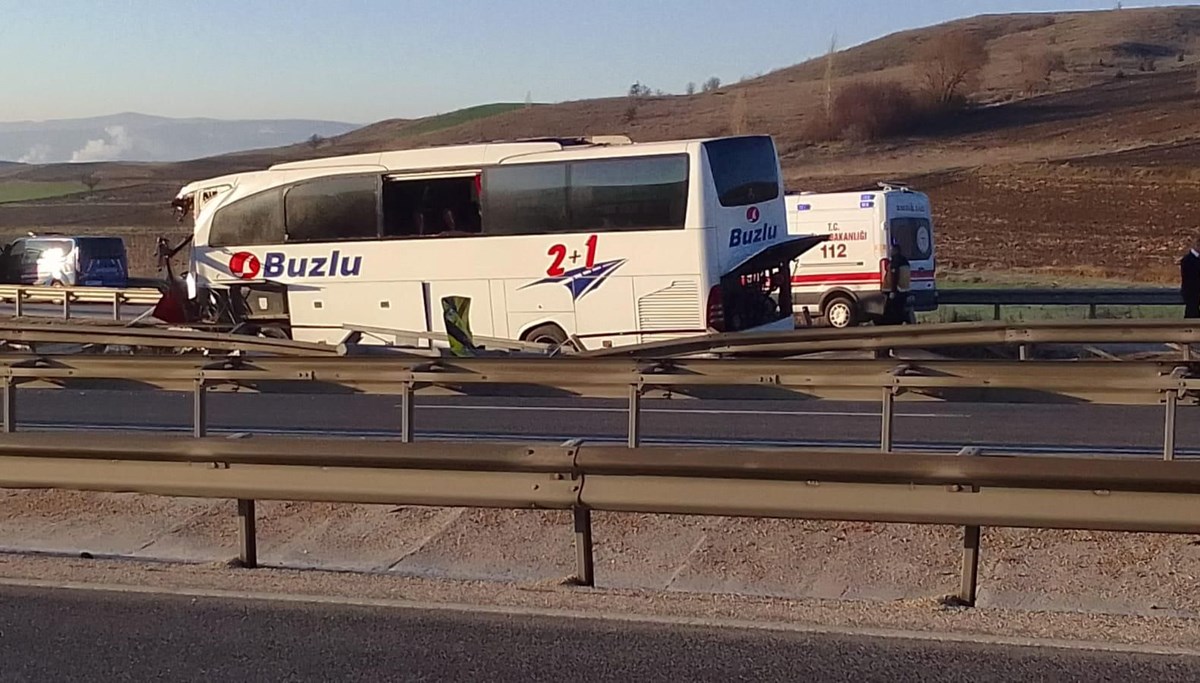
(0, 490), (1198, 651)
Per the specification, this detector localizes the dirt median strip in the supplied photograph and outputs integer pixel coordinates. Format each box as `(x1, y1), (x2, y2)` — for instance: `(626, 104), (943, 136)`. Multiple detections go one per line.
(0, 552), (1196, 654)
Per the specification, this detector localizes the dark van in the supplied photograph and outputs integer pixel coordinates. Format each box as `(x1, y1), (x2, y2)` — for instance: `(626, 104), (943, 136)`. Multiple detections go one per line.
(0, 236), (129, 288)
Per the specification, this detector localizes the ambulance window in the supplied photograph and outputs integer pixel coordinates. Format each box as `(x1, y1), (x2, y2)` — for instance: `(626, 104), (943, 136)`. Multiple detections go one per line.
(890, 217), (932, 260)
(210, 188), (285, 247)
(285, 175), (379, 242)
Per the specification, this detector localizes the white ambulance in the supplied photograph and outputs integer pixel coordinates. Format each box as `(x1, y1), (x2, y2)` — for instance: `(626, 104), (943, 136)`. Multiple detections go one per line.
(785, 184), (937, 327)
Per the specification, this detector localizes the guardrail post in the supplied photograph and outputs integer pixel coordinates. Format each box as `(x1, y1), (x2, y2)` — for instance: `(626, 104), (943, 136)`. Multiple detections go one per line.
(193, 378), (207, 438)
(13, 289), (23, 317)
(237, 498), (258, 568)
(1018, 343), (1031, 361)
(880, 386), (895, 453)
(628, 384), (642, 448)
(956, 446), (983, 607)
(992, 304), (1001, 321)
(61, 291), (71, 320)
(400, 381), (415, 443)
(1088, 303), (1098, 320)
(563, 439), (594, 587)
(2, 377), (15, 433)
(573, 507), (594, 587)
(112, 292), (122, 321)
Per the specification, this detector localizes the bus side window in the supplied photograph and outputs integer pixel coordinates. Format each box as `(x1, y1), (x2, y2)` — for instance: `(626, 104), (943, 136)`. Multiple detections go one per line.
(383, 177), (480, 238)
(284, 175), (378, 243)
(211, 189), (285, 247)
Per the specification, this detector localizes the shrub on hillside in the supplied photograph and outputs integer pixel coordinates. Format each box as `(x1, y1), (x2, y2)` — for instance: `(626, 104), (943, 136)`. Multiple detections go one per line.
(916, 29), (990, 108)
(806, 81), (922, 142)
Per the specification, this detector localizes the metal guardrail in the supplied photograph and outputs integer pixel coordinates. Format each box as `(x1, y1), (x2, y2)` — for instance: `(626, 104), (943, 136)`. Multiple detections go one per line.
(0, 354), (1195, 458)
(0, 320), (341, 356)
(0, 285), (162, 321)
(0, 432), (1197, 605)
(584, 319), (1200, 359)
(937, 288), (1181, 320)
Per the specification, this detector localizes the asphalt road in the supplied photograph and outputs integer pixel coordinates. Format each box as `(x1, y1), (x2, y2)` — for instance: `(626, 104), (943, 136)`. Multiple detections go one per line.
(11, 388), (1200, 456)
(0, 585), (1194, 682)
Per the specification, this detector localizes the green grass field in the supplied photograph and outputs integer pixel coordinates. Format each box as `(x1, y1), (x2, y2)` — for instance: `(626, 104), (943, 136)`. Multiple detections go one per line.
(398, 103), (527, 138)
(0, 181), (88, 204)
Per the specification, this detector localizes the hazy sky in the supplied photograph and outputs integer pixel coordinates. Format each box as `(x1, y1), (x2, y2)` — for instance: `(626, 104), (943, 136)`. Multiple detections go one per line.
(0, 0), (1188, 124)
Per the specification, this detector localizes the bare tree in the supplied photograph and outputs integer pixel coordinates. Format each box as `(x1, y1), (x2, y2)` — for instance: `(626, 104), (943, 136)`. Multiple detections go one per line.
(729, 90), (748, 135)
(1018, 49), (1066, 93)
(823, 32), (839, 120)
(685, 82), (696, 96)
(628, 82), (652, 98)
(917, 30), (990, 107)
(702, 76), (721, 92)
(307, 134), (325, 149)
(80, 172), (100, 196)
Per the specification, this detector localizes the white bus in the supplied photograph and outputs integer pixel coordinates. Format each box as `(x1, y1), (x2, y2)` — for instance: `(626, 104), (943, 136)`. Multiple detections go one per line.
(785, 185), (937, 328)
(165, 135), (825, 350)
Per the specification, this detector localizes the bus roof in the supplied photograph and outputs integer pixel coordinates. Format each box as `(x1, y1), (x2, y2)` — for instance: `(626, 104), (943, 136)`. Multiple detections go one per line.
(176, 135), (772, 201)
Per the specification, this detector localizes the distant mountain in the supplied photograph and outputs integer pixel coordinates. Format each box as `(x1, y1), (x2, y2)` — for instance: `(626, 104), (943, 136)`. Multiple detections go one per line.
(0, 113), (361, 164)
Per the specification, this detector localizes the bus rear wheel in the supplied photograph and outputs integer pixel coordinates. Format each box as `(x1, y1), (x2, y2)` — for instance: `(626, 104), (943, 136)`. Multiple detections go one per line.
(523, 323), (568, 347)
(823, 296), (859, 329)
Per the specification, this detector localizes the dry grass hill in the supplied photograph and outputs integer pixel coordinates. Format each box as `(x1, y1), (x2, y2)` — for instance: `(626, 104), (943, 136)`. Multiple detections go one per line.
(2, 6), (1199, 281)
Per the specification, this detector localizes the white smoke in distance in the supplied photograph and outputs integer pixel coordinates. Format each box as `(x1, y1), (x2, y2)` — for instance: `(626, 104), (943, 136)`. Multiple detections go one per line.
(17, 144), (52, 164)
(70, 125), (136, 162)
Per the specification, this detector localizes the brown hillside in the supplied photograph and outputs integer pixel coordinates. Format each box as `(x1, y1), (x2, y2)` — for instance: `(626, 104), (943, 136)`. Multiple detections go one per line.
(2, 6), (1199, 281)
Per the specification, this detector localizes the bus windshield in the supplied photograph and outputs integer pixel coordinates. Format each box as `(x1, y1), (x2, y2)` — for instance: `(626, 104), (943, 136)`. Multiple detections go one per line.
(703, 136), (780, 208)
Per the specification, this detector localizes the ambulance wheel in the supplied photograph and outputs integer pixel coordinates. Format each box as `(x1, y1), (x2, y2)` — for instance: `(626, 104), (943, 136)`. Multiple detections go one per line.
(523, 323), (568, 347)
(823, 296), (859, 329)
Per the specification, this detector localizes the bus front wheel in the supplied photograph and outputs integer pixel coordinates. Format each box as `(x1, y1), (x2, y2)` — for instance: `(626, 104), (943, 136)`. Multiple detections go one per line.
(823, 296), (859, 329)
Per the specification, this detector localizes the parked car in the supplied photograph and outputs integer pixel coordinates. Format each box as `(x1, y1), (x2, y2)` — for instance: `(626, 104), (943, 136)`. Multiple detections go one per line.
(0, 235), (129, 287)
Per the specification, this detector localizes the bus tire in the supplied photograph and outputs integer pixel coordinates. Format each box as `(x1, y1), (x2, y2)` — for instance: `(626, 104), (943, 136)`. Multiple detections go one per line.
(823, 296), (859, 329)
(523, 323), (568, 347)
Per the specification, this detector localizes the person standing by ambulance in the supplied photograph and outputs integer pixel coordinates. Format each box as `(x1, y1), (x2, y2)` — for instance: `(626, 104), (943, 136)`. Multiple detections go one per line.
(1180, 237), (1200, 319)
(882, 243), (912, 325)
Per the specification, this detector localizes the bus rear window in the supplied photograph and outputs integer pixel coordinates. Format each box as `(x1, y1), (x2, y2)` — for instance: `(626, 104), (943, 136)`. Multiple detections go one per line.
(703, 136), (780, 208)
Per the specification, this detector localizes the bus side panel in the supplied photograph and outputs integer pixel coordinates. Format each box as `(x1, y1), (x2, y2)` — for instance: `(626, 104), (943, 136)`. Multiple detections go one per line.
(573, 275), (635, 348)
(289, 280), (430, 346)
(631, 275), (705, 344)
(503, 276), (576, 341)
(489, 280), (509, 339)
(427, 280), (496, 339)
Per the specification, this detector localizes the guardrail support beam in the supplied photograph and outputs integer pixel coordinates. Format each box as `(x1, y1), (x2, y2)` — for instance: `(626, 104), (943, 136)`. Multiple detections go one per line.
(193, 379), (207, 439)
(61, 292), (70, 320)
(881, 387), (895, 453)
(573, 507), (595, 587)
(112, 293), (122, 321)
(2, 378), (15, 433)
(13, 290), (22, 318)
(960, 525), (981, 606)
(956, 446), (983, 607)
(628, 384), (642, 448)
(400, 382), (415, 443)
(237, 499), (258, 568)
(1164, 392), (1178, 462)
